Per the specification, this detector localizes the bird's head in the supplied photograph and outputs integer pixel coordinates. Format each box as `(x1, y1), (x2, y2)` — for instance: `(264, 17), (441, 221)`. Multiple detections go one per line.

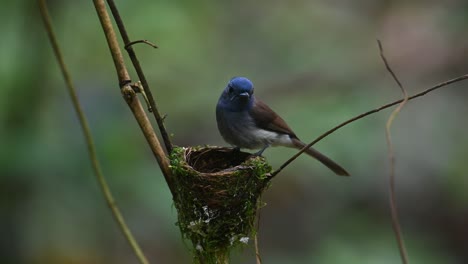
(227, 77), (254, 98)
(219, 77), (255, 111)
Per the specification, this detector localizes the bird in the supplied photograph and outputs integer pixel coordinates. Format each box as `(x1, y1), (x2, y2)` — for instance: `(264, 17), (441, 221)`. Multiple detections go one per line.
(216, 77), (349, 176)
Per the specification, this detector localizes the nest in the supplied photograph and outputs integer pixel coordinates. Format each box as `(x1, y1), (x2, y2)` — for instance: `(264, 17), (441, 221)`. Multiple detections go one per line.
(170, 146), (272, 263)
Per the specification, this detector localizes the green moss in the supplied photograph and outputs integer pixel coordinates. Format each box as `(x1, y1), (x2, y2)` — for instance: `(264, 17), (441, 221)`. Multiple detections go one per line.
(170, 146), (272, 263)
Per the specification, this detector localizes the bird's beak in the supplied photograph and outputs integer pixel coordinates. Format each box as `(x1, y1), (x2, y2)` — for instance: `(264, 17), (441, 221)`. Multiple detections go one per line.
(239, 92), (250, 99)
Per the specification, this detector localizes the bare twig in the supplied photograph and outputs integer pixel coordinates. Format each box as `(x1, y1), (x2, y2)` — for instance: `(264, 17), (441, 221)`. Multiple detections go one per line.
(131, 81), (153, 112)
(106, 0), (173, 153)
(38, 1), (149, 264)
(254, 233), (262, 264)
(378, 40), (410, 264)
(378, 40), (404, 91)
(270, 73), (468, 178)
(125, 39), (158, 49)
(92, 0), (175, 197)
(254, 208), (262, 264)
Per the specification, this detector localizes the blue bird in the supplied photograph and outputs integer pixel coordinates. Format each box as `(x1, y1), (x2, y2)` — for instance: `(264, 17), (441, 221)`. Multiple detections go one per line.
(216, 77), (349, 176)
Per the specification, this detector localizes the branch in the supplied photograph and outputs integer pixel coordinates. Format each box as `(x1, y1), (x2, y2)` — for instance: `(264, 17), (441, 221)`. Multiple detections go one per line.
(38, 1), (149, 264)
(92, 0), (175, 196)
(254, 209), (262, 264)
(125, 39), (158, 49)
(270, 73), (468, 178)
(378, 40), (409, 264)
(254, 233), (262, 264)
(106, 0), (173, 154)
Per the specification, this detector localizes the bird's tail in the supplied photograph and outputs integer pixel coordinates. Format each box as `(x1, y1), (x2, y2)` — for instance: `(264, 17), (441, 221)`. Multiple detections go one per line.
(291, 138), (349, 176)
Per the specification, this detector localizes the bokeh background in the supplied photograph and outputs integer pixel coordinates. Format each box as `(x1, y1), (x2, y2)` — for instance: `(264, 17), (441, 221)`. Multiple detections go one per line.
(2, 0), (468, 263)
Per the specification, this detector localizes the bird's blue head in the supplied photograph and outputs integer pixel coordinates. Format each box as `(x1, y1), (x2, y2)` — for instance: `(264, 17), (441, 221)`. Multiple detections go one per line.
(218, 77), (255, 111)
(228, 77), (254, 97)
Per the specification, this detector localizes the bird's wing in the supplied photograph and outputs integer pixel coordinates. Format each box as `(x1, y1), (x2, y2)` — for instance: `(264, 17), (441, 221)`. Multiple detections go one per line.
(249, 99), (297, 137)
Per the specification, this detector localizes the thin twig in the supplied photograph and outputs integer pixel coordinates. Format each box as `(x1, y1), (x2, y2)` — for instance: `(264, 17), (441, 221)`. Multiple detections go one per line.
(378, 40), (404, 91)
(378, 40), (410, 264)
(92, 0), (175, 197)
(254, 202), (262, 264)
(125, 39), (158, 49)
(254, 233), (262, 264)
(38, 1), (149, 264)
(106, 0), (173, 153)
(270, 73), (468, 178)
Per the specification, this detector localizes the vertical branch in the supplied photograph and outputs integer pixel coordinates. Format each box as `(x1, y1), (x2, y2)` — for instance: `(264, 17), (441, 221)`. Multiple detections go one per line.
(106, 0), (173, 153)
(92, 0), (175, 196)
(254, 208), (262, 264)
(92, 0), (130, 84)
(378, 40), (410, 264)
(38, 1), (149, 263)
(254, 233), (262, 264)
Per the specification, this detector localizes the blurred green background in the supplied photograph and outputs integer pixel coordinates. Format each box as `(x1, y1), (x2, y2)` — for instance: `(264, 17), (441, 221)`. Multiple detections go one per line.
(2, 0), (468, 263)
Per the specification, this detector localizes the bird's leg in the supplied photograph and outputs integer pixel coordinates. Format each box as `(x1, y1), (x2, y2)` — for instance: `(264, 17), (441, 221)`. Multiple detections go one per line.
(232, 146), (241, 152)
(254, 144), (270, 156)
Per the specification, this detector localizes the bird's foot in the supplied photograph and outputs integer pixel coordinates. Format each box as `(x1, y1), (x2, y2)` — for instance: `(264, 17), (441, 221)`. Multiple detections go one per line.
(232, 147), (240, 153)
(253, 145), (270, 156)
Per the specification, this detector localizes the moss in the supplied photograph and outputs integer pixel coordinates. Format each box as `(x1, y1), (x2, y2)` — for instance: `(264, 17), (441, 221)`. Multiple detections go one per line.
(170, 146), (272, 263)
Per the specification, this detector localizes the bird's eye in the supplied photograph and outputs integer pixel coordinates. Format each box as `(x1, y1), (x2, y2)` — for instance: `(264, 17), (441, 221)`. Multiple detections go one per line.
(228, 86), (233, 94)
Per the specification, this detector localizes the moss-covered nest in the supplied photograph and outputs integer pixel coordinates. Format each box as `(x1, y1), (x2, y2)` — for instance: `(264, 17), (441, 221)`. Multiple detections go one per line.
(170, 146), (272, 263)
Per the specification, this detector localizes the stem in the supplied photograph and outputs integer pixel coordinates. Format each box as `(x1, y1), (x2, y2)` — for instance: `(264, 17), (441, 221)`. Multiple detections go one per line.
(92, 0), (175, 196)
(254, 202), (262, 264)
(378, 40), (410, 264)
(106, 0), (173, 153)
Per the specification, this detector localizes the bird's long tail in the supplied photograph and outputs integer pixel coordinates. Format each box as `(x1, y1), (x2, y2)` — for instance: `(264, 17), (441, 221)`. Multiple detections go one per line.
(291, 138), (349, 176)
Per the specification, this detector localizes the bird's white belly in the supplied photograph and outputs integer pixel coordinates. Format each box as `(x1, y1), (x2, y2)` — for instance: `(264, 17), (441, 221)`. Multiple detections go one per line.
(218, 110), (293, 149)
(249, 129), (293, 147)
